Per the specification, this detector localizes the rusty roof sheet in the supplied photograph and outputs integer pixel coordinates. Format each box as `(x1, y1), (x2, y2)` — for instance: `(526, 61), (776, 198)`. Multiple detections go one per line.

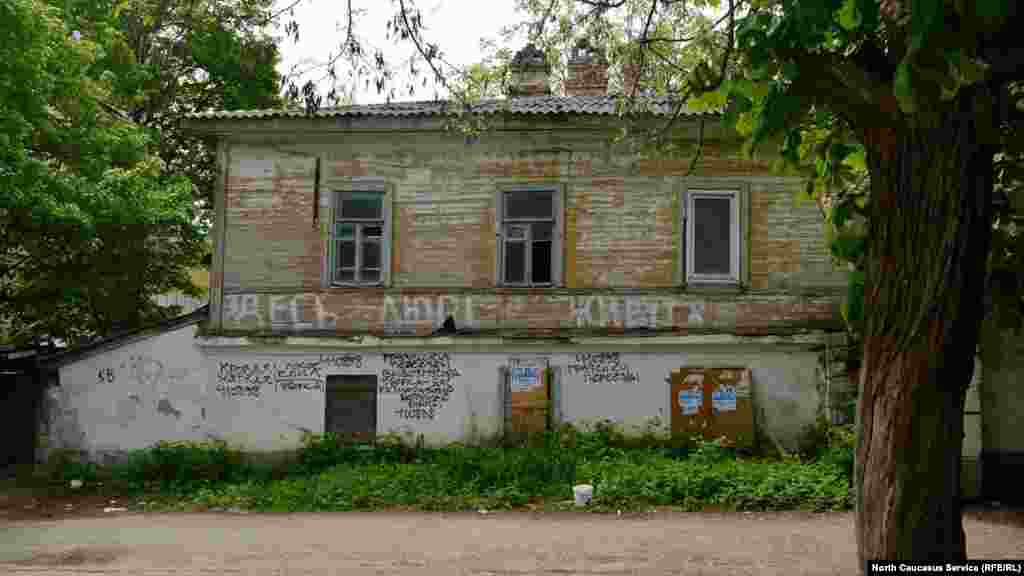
(185, 95), (707, 121)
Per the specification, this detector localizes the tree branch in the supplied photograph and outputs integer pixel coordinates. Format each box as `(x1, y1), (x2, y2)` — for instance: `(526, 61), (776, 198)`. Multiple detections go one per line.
(396, 0), (471, 108)
(779, 50), (904, 130)
(576, 0), (628, 9)
(639, 0), (748, 45)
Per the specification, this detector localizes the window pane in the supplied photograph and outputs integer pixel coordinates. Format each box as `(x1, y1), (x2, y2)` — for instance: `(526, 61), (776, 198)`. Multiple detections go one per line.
(532, 222), (553, 241)
(360, 269), (381, 283)
(506, 224), (527, 240)
(362, 241), (381, 269)
(338, 240), (356, 269)
(531, 241), (552, 284)
(505, 242), (526, 283)
(693, 197), (733, 275)
(362, 225), (383, 238)
(335, 223), (355, 239)
(340, 192), (383, 219)
(336, 269), (355, 283)
(505, 190), (553, 219)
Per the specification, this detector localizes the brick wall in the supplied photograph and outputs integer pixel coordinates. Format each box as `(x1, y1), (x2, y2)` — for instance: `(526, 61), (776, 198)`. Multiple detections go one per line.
(216, 127), (846, 333)
(223, 147), (321, 291)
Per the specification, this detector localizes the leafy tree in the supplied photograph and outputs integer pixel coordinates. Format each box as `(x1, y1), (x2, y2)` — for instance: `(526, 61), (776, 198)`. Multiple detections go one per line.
(0, 0), (286, 346)
(65, 0), (284, 227)
(305, 0), (1023, 566)
(0, 0), (204, 346)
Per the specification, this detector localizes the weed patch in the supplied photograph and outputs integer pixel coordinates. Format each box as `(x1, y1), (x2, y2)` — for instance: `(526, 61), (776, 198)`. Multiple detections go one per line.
(36, 425), (854, 514)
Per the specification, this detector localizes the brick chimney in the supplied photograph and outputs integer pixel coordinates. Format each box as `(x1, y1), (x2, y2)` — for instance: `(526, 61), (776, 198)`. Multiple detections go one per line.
(622, 62), (642, 95)
(619, 44), (646, 95)
(565, 40), (608, 97)
(509, 43), (551, 97)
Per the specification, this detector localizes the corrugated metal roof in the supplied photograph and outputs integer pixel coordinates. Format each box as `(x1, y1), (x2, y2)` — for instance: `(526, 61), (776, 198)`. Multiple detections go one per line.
(185, 95), (706, 121)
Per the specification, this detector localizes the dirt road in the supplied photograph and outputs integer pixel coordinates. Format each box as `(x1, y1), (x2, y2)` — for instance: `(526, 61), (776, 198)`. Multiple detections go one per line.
(1, 510), (1022, 575)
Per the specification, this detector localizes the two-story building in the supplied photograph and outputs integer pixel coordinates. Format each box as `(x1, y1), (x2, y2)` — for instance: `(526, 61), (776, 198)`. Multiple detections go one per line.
(34, 44), (857, 460)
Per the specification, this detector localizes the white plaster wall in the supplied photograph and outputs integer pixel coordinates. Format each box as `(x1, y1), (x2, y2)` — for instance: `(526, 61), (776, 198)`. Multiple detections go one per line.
(48, 325), (210, 459)
(557, 349), (821, 448)
(198, 347), (823, 451)
(48, 340), (825, 458)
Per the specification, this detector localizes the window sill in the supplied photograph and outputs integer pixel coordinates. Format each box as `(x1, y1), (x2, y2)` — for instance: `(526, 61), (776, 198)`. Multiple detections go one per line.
(328, 283), (387, 291)
(683, 281), (745, 295)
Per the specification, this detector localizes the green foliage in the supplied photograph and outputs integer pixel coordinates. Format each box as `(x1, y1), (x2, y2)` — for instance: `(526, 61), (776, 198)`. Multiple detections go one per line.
(106, 440), (252, 494)
(42, 426), (853, 514)
(0, 0), (280, 346)
(0, 0), (208, 345)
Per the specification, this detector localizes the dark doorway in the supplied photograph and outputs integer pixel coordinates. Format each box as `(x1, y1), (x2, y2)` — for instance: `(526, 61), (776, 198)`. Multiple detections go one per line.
(0, 365), (43, 478)
(325, 375), (377, 441)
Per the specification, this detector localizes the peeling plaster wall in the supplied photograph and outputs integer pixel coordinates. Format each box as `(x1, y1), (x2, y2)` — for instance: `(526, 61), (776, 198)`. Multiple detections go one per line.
(556, 348), (821, 448)
(197, 345), (824, 453)
(214, 129), (847, 334)
(42, 324), (211, 460)
(42, 332), (827, 459)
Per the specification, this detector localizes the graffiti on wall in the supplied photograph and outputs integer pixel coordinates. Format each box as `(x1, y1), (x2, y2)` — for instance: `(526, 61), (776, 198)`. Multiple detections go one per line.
(215, 354), (365, 398)
(382, 295), (476, 334)
(380, 352), (460, 420)
(572, 296), (667, 329)
(567, 352), (639, 385)
(319, 353), (363, 369)
(274, 360), (323, 392)
(223, 293), (339, 330)
(221, 292), (736, 333)
(216, 361), (273, 398)
(96, 355), (205, 430)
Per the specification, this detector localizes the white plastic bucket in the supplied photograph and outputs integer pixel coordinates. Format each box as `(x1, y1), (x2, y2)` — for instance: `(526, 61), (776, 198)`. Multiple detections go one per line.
(573, 484), (594, 507)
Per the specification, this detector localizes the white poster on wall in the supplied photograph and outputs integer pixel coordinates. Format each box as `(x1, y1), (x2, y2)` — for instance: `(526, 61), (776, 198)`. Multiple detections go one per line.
(509, 357), (548, 392)
(511, 367), (541, 392)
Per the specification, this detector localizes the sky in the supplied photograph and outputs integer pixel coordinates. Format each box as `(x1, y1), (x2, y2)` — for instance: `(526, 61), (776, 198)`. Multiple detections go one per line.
(272, 0), (528, 105)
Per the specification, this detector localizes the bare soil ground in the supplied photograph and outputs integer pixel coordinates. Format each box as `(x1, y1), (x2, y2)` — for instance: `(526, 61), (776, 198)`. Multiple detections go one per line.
(0, 507), (1022, 575)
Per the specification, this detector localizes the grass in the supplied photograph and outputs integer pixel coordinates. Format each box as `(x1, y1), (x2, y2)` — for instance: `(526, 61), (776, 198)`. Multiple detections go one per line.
(27, 422), (856, 514)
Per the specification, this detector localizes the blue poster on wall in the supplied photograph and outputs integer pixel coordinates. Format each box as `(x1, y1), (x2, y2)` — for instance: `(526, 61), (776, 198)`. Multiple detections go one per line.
(712, 386), (737, 412)
(511, 367), (540, 392)
(678, 388), (702, 415)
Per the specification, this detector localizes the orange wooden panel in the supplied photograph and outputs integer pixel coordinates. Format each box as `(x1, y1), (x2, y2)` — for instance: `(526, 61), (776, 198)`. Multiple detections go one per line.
(670, 368), (709, 438)
(511, 367), (549, 436)
(706, 368), (755, 448)
(670, 367), (754, 448)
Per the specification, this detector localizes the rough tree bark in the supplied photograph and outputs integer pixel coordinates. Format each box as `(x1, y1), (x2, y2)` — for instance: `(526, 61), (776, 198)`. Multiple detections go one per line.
(854, 86), (996, 567)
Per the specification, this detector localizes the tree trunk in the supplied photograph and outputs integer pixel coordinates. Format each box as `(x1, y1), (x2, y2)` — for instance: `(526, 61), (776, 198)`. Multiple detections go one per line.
(855, 89), (996, 569)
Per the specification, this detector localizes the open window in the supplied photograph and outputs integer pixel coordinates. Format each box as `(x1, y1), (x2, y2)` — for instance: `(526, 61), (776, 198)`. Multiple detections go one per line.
(685, 190), (741, 285)
(498, 187), (562, 286)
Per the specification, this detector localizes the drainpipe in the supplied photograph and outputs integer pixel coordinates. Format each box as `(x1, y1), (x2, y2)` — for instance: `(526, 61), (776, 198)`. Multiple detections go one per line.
(825, 337), (832, 424)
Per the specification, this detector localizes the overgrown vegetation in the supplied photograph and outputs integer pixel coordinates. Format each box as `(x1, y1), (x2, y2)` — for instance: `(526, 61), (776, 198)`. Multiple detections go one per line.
(30, 422), (855, 514)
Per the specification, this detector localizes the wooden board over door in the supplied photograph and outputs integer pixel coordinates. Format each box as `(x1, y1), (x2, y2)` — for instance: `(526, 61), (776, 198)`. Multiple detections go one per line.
(670, 367), (754, 448)
(509, 361), (550, 437)
(325, 374), (377, 441)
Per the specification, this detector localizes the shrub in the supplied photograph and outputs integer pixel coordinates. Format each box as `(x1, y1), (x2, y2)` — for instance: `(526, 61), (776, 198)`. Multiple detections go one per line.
(40, 422), (855, 514)
(819, 424), (856, 483)
(107, 440), (248, 493)
(34, 449), (101, 490)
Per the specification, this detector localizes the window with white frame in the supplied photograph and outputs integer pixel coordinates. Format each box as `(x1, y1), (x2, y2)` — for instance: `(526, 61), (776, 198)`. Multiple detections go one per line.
(686, 190), (741, 284)
(500, 188), (560, 286)
(332, 190), (387, 285)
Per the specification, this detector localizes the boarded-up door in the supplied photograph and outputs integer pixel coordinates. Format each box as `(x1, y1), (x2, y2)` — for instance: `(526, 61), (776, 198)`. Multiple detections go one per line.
(502, 361), (560, 438)
(670, 368), (754, 448)
(325, 375), (377, 441)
